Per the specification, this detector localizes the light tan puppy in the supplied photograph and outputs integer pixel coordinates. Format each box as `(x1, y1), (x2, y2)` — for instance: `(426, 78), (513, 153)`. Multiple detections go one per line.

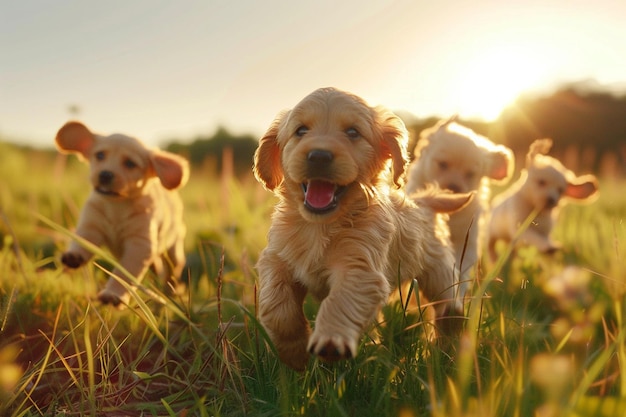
(56, 121), (189, 307)
(254, 88), (473, 370)
(488, 138), (598, 261)
(405, 118), (513, 294)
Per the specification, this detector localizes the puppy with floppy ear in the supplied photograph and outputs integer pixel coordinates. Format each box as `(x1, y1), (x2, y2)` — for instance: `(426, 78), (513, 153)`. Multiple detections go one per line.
(487, 138), (598, 261)
(254, 87), (473, 371)
(405, 117), (514, 295)
(55, 121), (189, 307)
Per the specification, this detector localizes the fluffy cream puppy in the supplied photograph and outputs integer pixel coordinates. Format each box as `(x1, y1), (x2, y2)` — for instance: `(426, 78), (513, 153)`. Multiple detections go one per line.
(488, 138), (598, 260)
(405, 118), (513, 293)
(56, 121), (189, 307)
(253, 88), (472, 370)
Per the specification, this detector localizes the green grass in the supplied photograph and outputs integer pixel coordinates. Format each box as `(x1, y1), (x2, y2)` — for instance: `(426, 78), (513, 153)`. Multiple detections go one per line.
(1, 144), (625, 416)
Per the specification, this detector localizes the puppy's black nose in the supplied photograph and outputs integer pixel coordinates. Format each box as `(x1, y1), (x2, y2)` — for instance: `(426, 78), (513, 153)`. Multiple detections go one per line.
(546, 196), (558, 208)
(99, 170), (114, 185)
(307, 149), (333, 166)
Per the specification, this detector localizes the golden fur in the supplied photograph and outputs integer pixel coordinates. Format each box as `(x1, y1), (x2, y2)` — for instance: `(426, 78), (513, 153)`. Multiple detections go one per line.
(405, 118), (513, 294)
(56, 121), (189, 307)
(253, 88), (472, 370)
(488, 138), (598, 260)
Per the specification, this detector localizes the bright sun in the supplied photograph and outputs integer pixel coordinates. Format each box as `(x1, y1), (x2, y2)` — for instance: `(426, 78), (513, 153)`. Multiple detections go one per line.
(453, 43), (547, 121)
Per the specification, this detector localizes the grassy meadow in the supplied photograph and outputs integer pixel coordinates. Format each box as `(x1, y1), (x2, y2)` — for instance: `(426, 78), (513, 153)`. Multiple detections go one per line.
(1, 141), (625, 416)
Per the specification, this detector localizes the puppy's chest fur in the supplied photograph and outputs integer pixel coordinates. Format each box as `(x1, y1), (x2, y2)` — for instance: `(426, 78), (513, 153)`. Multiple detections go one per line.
(527, 208), (556, 236)
(268, 201), (396, 300)
(510, 192), (557, 232)
(83, 181), (180, 254)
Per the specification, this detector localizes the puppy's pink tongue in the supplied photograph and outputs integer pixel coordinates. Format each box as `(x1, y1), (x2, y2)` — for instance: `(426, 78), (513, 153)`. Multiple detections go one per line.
(305, 180), (335, 209)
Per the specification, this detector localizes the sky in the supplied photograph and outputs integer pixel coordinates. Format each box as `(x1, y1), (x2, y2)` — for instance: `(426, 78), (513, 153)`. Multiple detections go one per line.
(2, 0), (626, 148)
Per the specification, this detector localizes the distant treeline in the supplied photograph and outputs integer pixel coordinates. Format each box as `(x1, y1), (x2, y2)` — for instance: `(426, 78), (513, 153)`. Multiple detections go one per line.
(164, 81), (626, 178)
(408, 81), (626, 177)
(165, 126), (258, 178)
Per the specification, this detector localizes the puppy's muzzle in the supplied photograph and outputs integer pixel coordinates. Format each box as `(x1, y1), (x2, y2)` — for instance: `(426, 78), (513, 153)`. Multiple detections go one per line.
(307, 149), (334, 168)
(545, 195), (559, 209)
(99, 170), (114, 185)
(301, 149), (346, 214)
(96, 170), (119, 196)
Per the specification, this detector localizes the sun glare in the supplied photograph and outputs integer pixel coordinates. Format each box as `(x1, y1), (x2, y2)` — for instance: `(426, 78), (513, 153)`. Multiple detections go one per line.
(453, 43), (547, 121)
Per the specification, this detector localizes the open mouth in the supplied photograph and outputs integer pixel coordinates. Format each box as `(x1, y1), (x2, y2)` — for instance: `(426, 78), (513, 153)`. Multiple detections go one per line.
(95, 186), (121, 197)
(301, 180), (347, 213)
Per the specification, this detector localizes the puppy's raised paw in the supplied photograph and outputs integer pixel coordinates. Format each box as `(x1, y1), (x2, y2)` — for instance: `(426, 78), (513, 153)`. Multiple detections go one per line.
(308, 333), (356, 362)
(61, 252), (85, 269)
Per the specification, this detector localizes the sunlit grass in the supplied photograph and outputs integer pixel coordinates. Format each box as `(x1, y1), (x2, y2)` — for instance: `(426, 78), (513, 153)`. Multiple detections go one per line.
(0, 143), (625, 416)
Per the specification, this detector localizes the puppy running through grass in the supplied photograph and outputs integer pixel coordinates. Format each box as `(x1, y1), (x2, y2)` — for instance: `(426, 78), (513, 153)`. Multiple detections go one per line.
(405, 117), (513, 295)
(253, 87), (473, 370)
(488, 138), (598, 261)
(56, 121), (189, 307)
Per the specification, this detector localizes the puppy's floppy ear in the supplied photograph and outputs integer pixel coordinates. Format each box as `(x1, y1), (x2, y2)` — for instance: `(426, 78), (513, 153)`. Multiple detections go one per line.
(438, 114), (458, 129)
(151, 150), (189, 190)
(487, 146), (514, 182)
(377, 108), (409, 187)
(254, 112), (286, 191)
(527, 138), (553, 166)
(564, 173), (598, 201)
(55, 121), (96, 160)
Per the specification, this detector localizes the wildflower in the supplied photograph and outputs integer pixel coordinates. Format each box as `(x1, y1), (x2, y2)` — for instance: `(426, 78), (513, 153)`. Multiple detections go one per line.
(543, 266), (592, 312)
(0, 345), (22, 394)
(530, 353), (573, 402)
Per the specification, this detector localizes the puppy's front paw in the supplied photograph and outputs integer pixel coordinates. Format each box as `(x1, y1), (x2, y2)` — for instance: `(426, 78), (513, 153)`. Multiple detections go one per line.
(438, 304), (465, 336)
(61, 252), (84, 268)
(97, 289), (130, 309)
(274, 337), (310, 371)
(307, 330), (358, 362)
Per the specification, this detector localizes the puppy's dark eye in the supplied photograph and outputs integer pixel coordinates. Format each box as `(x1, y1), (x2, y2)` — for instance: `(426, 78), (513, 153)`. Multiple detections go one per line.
(437, 161), (449, 171)
(123, 159), (138, 169)
(466, 171), (476, 180)
(537, 179), (547, 187)
(95, 151), (106, 161)
(295, 126), (309, 137)
(345, 127), (360, 139)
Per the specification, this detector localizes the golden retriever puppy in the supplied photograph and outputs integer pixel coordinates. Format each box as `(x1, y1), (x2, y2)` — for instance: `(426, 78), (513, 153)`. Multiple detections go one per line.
(56, 121), (189, 307)
(405, 118), (513, 294)
(253, 87), (473, 370)
(488, 138), (598, 261)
